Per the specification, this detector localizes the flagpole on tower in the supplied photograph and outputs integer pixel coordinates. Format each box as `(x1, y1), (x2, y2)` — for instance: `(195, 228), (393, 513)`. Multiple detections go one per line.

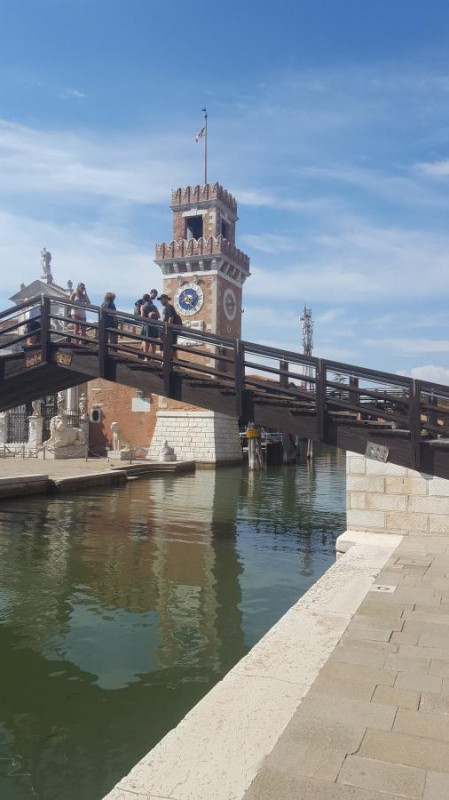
(195, 109), (208, 184)
(202, 107), (208, 185)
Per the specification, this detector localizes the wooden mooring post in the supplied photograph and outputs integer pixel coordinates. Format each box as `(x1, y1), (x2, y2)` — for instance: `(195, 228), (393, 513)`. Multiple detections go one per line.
(247, 424), (264, 471)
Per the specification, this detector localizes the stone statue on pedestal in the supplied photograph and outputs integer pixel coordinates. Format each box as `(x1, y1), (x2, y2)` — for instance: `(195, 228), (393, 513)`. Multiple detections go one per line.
(160, 440), (176, 462)
(43, 392), (86, 449)
(40, 248), (54, 284)
(31, 399), (42, 417)
(109, 422), (132, 460)
(78, 393), (87, 421)
(110, 422), (130, 451)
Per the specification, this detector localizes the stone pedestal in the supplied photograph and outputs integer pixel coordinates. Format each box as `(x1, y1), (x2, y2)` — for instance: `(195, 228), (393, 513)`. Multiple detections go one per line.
(148, 411), (242, 464)
(108, 449), (132, 462)
(39, 444), (87, 460)
(80, 419), (89, 446)
(28, 415), (44, 451)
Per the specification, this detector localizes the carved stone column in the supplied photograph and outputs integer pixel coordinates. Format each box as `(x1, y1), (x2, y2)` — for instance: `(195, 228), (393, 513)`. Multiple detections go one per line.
(78, 393), (89, 452)
(0, 413), (8, 447)
(28, 412), (44, 452)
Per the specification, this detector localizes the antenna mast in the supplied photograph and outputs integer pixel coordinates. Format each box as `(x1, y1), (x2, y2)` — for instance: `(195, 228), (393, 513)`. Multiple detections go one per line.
(300, 304), (313, 357)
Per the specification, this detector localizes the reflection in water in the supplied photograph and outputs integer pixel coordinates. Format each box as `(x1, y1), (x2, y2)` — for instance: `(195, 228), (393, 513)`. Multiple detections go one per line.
(0, 446), (345, 800)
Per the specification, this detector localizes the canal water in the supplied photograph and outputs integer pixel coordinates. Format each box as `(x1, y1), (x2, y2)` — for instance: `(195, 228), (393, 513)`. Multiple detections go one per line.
(0, 446), (346, 800)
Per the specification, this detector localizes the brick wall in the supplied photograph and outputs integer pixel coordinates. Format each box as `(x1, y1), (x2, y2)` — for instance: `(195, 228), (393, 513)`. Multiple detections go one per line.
(346, 451), (449, 536)
(173, 211), (186, 240)
(87, 379), (157, 451)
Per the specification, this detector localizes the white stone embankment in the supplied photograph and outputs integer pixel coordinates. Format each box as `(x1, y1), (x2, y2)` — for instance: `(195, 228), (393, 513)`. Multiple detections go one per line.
(103, 530), (401, 800)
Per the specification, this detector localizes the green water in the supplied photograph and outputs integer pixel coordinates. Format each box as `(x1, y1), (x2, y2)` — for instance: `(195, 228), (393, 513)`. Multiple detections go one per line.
(0, 447), (346, 800)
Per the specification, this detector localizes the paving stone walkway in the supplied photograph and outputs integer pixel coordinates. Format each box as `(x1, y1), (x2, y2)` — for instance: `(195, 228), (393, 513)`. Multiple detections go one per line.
(0, 456), (112, 480)
(244, 535), (449, 800)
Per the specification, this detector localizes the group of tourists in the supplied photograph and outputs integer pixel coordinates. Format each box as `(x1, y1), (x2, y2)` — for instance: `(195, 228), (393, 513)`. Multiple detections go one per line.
(133, 290), (182, 359)
(101, 286), (182, 359)
(24, 282), (183, 357)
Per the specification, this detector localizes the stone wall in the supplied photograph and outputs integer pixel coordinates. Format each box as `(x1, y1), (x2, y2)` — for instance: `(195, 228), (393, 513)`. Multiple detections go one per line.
(148, 410), (242, 464)
(346, 450), (449, 536)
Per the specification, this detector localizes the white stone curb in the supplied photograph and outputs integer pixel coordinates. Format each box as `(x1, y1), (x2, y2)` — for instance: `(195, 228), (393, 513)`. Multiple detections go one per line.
(103, 532), (401, 800)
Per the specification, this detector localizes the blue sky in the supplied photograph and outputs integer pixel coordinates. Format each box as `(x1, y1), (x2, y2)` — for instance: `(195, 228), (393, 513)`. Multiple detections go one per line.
(1, 0), (449, 381)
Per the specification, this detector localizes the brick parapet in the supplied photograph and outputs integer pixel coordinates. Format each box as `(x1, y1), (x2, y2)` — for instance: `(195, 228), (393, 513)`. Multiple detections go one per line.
(346, 451), (449, 536)
(171, 184), (237, 214)
(155, 235), (250, 273)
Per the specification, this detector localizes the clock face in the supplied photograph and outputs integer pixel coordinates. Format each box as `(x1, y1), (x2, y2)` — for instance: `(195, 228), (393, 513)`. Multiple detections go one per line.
(223, 287), (237, 321)
(174, 284), (204, 316)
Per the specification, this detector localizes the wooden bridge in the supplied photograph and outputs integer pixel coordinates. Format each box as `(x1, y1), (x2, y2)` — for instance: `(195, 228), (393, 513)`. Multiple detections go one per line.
(1, 295), (449, 478)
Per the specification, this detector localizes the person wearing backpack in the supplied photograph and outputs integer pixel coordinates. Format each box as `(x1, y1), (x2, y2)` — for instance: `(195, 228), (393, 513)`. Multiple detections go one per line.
(140, 292), (160, 360)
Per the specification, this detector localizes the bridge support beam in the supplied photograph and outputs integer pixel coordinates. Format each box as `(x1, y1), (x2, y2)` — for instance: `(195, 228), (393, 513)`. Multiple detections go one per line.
(346, 450), (449, 537)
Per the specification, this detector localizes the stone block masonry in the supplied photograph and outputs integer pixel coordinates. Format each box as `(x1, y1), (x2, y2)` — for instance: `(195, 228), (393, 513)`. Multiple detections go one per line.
(148, 410), (242, 464)
(346, 451), (449, 536)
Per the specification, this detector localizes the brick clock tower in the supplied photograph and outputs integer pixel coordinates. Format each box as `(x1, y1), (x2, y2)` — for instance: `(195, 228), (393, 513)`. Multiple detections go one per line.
(148, 183), (250, 463)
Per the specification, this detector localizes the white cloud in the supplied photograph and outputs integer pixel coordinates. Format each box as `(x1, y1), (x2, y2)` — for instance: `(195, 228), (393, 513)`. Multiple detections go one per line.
(0, 119), (193, 206)
(61, 88), (86, 99)
(246, 218), (449, 303)
(240, 233), (296, 253)
(299, 165), (446, 209)
(314, 308), (347, 324)
(409, 365), (449, 385)
(365, 338), (449, 355)
(417, 160), (449, 177)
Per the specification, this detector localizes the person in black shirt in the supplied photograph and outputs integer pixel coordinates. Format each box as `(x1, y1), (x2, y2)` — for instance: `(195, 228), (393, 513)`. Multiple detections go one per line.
(158, 294), (182, 325)
(158, 294), (182, 355)
(102, 292), (117, 346)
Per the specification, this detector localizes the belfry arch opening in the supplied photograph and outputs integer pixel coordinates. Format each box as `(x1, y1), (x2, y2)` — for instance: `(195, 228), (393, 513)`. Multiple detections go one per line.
(186, 216), (203, 240)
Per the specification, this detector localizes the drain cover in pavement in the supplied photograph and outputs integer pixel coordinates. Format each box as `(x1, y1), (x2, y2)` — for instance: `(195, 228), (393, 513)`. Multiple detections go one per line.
(370, 584), (396, 593)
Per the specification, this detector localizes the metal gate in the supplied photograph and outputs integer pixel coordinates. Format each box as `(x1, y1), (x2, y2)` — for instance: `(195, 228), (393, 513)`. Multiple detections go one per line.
(6, 403), (33, 443)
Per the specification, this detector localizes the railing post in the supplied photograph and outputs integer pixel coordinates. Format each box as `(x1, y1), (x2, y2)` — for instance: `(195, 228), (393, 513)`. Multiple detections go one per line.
(40, 295), (51, 363)
(234, 339), (245, 420)
(98, 307), (106, 378)
(315, 359), (326, 441)
(163, 323), (174, 397)
(280, 359), (289, 389)
(409, 379), (422, 471)
(428, 390), (438, 434)
(349, 376), (358, 406)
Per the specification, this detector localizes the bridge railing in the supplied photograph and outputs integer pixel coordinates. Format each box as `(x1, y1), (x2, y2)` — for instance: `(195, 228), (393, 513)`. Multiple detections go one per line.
(2, 296), (449, 470)
(0, 296), (44, 351)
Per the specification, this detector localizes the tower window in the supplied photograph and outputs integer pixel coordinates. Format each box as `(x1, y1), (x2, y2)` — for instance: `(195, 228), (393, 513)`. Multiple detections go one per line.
(221, 220), (229, 239)
(186, 216), (203, 240)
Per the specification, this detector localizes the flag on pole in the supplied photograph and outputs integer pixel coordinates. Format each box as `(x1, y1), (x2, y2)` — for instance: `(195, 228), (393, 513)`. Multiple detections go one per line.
(195, 127), (206, 142)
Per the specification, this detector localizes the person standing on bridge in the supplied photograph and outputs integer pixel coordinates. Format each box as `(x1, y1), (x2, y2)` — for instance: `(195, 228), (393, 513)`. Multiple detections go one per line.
(158, 294), (182, 356)
(140, 291), (160, 360)
(24, 303), (41, 346)
(102, 291), (117, 347)
(69, 282), (90, 345)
